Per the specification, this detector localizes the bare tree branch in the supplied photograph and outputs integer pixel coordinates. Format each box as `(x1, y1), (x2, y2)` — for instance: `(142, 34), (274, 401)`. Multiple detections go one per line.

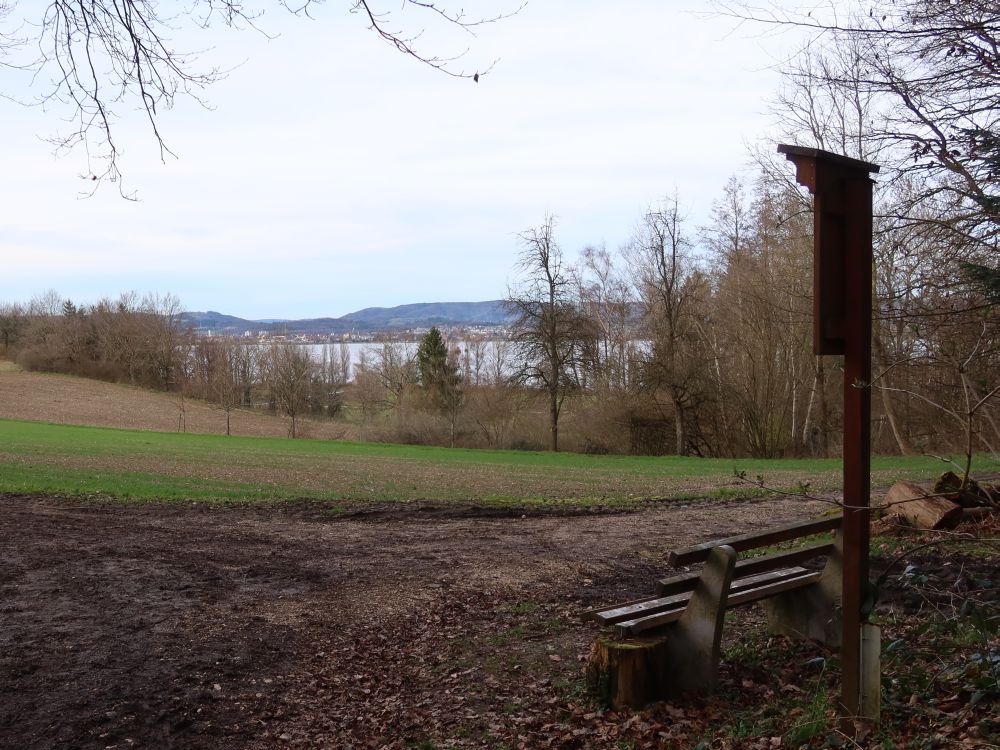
(1, 1), (518, 195)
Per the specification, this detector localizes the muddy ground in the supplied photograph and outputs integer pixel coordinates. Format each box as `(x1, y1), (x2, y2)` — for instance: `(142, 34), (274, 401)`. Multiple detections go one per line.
(0, 493), (837, 749)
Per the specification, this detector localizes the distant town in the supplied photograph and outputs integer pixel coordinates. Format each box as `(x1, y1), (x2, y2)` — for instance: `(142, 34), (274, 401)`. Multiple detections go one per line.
(179, 300), (514, 342)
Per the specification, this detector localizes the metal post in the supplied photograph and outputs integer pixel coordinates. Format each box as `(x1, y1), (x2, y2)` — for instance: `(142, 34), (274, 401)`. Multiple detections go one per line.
(841, 171), (873, 721)
(777, 145), (879, 724)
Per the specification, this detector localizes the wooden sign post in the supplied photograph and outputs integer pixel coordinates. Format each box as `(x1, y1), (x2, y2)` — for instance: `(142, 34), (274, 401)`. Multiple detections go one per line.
(777, 145), (880, 724)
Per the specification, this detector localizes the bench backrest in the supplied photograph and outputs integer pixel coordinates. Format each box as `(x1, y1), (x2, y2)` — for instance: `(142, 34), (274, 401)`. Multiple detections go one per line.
(667, 515), (842, 567)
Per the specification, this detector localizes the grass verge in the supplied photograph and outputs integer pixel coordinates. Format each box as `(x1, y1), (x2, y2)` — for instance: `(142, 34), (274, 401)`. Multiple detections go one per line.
(1, 418), (997, 506)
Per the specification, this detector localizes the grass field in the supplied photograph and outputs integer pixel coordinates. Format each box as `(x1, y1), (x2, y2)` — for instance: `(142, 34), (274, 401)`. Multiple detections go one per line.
(2, 417), (996, 506)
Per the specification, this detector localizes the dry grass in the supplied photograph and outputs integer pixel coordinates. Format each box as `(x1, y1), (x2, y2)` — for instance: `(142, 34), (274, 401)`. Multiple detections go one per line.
(0, 362), (356, 440)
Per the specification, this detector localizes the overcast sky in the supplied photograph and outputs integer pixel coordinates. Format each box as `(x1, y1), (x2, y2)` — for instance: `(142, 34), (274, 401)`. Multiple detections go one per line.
(1, 1), (800, 319)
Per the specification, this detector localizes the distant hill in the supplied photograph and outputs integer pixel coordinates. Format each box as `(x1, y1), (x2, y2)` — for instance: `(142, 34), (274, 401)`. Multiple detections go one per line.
(180, 300), (513, 335)
(339, 301), (511, 329)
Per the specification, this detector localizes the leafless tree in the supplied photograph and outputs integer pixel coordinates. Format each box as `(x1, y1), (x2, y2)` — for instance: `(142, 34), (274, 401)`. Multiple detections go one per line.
(316, 341), (351, 416)
(0, 302), (26, 356)
(627, 195), (707, 455)
(370, 338), (416, 407)
(506, 214), (588, 452)
(264, 342), (314, 438)
(201, 337), (248, 435)
(720, 0), (1000, 263)
(459, 332), (489, 386)
(575, 243), (636, 393)
(0, 1), (518, 194)
(736, 0), (1000, 462)
(351, 348), (387, 440)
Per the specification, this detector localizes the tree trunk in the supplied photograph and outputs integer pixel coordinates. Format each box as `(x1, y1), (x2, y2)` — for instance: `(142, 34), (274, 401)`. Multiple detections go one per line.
(672, 393), (685, 456)
(801, 366), (818, 449)
(874, 330), (914, 455)
(549, 388), (559, 452)
(586, 635), (671, 709)
(817, 358), (829, 457)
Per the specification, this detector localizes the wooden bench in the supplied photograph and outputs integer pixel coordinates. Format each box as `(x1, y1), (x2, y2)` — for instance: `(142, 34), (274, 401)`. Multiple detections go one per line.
(584, 515), (843, 708)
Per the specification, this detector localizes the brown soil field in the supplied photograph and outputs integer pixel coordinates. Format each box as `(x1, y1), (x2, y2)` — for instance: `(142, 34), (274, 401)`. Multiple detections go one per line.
(0, 493), (832, 749)
(3, 364), (995, 747)
(0, 363), (354, 440)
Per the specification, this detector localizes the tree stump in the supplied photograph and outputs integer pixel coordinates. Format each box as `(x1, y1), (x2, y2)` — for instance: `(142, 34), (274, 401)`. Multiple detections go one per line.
(880, 480), (962, 529)
(586, 635), (670, 709)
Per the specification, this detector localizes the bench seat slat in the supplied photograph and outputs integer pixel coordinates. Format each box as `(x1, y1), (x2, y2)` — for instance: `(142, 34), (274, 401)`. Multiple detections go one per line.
(591, 592), (691, 625)
(614, 606), (686, 636)
(729, 566), (810, 591)
(731, 541), (833, 578)
(654, 543), (833, 594)
(667, 516), (841, 567)
(725, 570), (822, 609)
(597, 567), (809, 627)
(581, 570), (702, 621)
(615, 569), (822, 636)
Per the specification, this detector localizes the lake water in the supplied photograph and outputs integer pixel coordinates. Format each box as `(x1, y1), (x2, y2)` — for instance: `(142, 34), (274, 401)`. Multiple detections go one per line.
(303, 340), (517, 382)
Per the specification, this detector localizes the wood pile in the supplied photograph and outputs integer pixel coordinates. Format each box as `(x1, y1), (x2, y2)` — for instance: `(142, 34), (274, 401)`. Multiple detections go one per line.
(875, 472), (999, 530)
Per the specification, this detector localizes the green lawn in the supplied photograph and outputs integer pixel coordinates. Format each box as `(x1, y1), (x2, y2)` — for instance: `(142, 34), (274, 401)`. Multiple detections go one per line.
(0, 418), (995, 507)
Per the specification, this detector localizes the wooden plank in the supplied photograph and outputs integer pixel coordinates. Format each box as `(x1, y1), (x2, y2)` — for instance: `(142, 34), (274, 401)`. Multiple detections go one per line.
(652, 571), (701, 597)
(580, 592), (667, 621)
(596, 567), (809, 625)
(725, 571), (822, 609)
(655, 544), (833, 593)
(592, 592), (691, 626)
(732, 542), (834, 578)
(731, 567), (809, 591)
(613, 568), (811, 635)
(615, 606), (686, 636)
(667, 516), (842, 567)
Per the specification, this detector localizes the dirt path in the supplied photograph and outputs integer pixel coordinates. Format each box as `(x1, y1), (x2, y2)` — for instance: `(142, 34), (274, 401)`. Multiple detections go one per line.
(0, 493), (832, 749)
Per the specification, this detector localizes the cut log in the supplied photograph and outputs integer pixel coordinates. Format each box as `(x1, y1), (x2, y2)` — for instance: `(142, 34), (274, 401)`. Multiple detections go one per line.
(882, 480), (963, 530)
(585, 635), (670, 709)
(934, 471), (998, 508)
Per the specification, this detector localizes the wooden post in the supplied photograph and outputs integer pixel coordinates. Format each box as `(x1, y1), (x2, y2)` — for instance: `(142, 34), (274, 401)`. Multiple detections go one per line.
(777, 145), (879, 726)
(860, 623), (881, 721)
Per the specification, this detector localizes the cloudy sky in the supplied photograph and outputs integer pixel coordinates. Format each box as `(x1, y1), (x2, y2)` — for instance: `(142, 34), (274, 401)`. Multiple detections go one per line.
(1, 1), (800, 319)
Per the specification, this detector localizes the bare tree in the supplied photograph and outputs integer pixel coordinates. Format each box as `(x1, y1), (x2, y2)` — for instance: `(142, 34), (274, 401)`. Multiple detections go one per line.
(576, 244), (636, 393)
(0, 302), (26, 356)
(506, 215), (587, 452)
(351, 348), (387, 440)
(460, 332), (489, 386)
(739, 0), (1000, 460)
(317, 342), (351, 417)
(721, 0), (1000, 267)
(371, 338), (416, 407)
(265, 342), (314, 438)
(208, 337), (248, 436)
(627, 195), (706, 455)
(1, 1), (518, 193)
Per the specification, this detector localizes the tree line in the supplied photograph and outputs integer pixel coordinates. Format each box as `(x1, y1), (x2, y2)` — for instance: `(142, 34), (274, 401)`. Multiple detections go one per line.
(1, 153), (996, 458)
(2, 0), (997, 458)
